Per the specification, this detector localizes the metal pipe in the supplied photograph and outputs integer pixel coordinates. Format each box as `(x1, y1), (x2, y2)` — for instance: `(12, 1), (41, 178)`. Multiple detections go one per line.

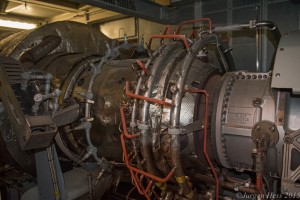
(186, 89), (219, 200)
(148, 35), (191, 51)
(169, 35), (218, 199)
(120, 133), (175, 200)
(63, 57), (101, 100)
(120, 107), (140, 139)
(170, 35), (218, 126)
(256, 27), (260, 72)
(213, 20), (281, 48)
(136, 59), (149, 75)
(120, 134), (175, 183)
(193, 173), (257, 194)
(127, 48), (162, 189)
(137, 44), (183, 190)
(130, 49), (160, 127)
(176, 18), (212, 34)
(126, 81), (172, 107)
(21, 71), (52, 91)
(255, 21), (281, 46)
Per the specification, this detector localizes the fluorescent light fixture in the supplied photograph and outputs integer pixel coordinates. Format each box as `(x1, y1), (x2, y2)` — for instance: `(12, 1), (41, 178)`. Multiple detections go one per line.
(0, 19), (37, 30)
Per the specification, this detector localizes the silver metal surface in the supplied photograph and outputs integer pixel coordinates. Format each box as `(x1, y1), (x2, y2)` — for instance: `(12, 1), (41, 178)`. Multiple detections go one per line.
(284, 94), (300, 132)
(214, 71), (281, 172)
(272, 30), (300, 94)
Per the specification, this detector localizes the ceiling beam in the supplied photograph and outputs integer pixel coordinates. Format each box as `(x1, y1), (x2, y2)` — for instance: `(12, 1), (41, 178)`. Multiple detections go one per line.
(0, 12), (45, 24)
(0, 1), (8, 14)
(7, 0), (79, 13)
(47, 7), (123, 24)
(67, 0), (177, 24)
(5, 4), (24, 12)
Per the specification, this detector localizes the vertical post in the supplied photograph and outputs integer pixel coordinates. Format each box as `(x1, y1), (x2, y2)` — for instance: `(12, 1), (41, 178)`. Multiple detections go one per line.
(255, 1), (260, 72)
(194, 0), (203, 35)
(35, 145), (66, 200)
(256, 0), (268, 72)
(227, 0), (233, 47)
(194, 0), (202, 18)
(261, 0), (268, 72)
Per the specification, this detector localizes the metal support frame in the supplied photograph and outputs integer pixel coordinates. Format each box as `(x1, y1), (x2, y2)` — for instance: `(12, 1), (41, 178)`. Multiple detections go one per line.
(7, 0), (79, 13)
(68, 0), (176, 24)
(35, 145), (66, 200)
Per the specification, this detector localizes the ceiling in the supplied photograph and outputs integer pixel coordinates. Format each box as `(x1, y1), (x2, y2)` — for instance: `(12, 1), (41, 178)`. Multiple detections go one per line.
(0, 0), (123, 35)
(1, 0), (84, 22)
(0, 0), (193, 37)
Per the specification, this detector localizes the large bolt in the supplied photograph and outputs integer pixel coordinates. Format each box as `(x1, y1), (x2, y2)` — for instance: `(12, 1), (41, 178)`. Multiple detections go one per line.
(253, 98), (263, 107)
(170, 85), (177, 93)
(104, 101), (111, 108)
(140, 84), (146, 91)
(269, 126), (276, 132)
(175, 71), (181, 77)
(255, 125), (260, 131)
(33, 93), (43, 102)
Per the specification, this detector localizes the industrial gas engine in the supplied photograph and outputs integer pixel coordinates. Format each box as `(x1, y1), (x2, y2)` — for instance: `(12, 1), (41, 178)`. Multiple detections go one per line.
(0, 19), (299, 200)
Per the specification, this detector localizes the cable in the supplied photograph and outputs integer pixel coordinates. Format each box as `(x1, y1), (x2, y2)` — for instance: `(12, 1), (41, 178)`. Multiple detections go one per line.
(126, 186), (136, 200)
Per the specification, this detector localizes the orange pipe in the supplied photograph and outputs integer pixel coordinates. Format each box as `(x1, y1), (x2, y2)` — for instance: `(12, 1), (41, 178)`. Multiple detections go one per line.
(120, 107), (140, 139)
(145, 180), (153, 193)
(162, 25), (174, 35)
(130, 170), (146, 195)
(160, 25), (174, 44)
(256, 175), (263, 194)
(176, 18), (212, 34)
(128, 159), (151, 198)
(120, 134), (175, 183)
(186, 89), (219, 200)
(127, 164), (150, 198)
(189, 29), (198, 39)
(126, 81), (172, 107)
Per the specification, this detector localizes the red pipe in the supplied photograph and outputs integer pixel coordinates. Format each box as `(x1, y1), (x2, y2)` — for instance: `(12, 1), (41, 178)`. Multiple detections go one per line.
(136, 60), (149, 75)
(121, 134), (175, 183)
(160, 25), (174, 44)
(256, 175), (263, 194)
(176, 18), (212, 34)
(126, 81), (172, 107)
(162, 25), (174, 35)
(185, 89), (219, 200)
(127, 153), (152, 198)
(130, 170), (146, 195)
(189, 29), (198, 39)
(121, 133), (175, 199)
(148, 34), (191, 51)
(120, 107), (140, 139)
